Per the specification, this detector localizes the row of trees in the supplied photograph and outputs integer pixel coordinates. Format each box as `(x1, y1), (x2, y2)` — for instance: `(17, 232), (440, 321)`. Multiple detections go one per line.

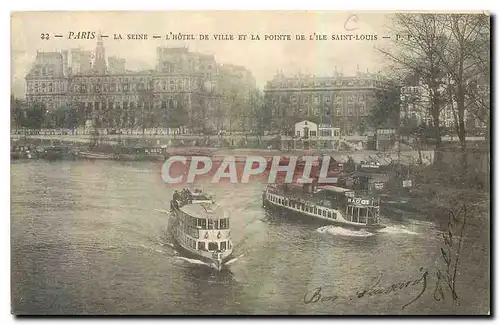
(370, 13), (490, 168)
(11, 89), (266, 136)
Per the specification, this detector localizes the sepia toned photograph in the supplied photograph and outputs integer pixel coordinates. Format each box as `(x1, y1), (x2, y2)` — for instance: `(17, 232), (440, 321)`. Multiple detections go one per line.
(10, 11), (490, 315)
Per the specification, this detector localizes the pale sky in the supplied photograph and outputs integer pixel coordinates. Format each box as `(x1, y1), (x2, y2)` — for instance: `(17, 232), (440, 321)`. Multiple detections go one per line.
(11, 11), (394, 97)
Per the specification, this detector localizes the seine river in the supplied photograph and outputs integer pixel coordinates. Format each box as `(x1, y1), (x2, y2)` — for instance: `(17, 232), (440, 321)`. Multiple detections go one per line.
(11, 160), (489, 315)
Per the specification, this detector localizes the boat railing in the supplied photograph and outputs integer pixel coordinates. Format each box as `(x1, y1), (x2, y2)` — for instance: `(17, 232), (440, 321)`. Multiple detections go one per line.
(345, 203), (380, 225)
(266, 186), (381, 226)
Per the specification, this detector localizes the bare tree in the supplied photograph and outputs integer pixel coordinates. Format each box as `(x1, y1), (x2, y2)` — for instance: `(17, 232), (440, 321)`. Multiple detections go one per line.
(379, 13), (449, 163)
(138, 79), (155, 135)
(436, 14), (490, 170)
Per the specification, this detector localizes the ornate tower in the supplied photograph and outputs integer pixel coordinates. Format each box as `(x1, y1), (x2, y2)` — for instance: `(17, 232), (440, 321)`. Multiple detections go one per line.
(93, 35), (107, 74)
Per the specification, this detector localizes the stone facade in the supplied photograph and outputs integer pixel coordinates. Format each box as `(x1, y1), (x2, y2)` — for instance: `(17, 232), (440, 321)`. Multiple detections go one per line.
(25, 41), (258, 133)
(263, 70), (386, 135)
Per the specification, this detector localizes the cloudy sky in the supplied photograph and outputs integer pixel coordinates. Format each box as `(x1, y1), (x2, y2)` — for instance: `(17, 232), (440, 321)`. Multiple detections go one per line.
(11, 11), (394, 97)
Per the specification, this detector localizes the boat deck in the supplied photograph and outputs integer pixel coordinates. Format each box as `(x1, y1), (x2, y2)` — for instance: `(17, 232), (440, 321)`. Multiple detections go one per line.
(266, 186), (336, 210)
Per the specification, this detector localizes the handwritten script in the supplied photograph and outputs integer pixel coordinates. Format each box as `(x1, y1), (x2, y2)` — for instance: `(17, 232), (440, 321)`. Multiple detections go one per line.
(303, 204), (468, 309)
(303, 267), (428, 309)
(433, 204), (467, 306)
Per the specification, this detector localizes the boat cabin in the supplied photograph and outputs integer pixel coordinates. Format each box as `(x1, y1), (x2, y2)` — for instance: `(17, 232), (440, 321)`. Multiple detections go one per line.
(318, 185), (380, 225)
(178, 203), (231, 252)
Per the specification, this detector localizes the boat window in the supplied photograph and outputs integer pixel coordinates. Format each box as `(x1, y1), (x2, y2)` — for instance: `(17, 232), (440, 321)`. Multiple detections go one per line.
(219, 218), (229, 229)
(198, 241), (205, 250)
(196, 218), (207, 229)
(208, 219), (214, 229)
(328, 211), (332, 218)
(220, 241), (227, 251)
(358, 207), (368, 224)
(208, 242), (218, 251)
(323, 210), (326, 217)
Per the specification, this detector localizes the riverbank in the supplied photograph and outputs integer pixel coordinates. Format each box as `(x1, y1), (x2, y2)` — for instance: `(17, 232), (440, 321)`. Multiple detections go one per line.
(381, 164), (489, 230)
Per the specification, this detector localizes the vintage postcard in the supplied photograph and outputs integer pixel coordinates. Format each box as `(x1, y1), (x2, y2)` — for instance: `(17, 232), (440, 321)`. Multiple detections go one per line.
(10, 11), (490, 315)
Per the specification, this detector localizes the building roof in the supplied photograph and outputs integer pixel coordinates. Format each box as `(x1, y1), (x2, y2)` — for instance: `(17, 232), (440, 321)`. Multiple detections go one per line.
(180, 202), (228, 220)
(319, 185), (352, 193)
(295, 120), (317, 126)
(36, 52), (63, 59)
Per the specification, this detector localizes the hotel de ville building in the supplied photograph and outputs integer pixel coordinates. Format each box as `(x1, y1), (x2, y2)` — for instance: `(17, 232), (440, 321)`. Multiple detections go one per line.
(24, 36), (258, 134)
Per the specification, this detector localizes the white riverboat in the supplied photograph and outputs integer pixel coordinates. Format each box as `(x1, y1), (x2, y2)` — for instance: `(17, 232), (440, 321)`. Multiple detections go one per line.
(169, 189), (233, 271)
(262, 183), (385, 231)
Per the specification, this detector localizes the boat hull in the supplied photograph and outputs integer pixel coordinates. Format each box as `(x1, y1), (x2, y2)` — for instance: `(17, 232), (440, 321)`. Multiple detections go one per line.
(78, 152), (115, 160)
(263, 196), (386, 231)
(171, 236), (234, 271)
(169, 208), (234, 271)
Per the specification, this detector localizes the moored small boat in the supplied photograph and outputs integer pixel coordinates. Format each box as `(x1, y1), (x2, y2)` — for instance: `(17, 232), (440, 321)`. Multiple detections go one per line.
(78, 151), (116, 160)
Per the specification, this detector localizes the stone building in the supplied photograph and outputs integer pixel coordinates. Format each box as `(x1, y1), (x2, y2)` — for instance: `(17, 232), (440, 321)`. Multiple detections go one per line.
(25, 40), (258, 134)
(263, 68), (387, 136)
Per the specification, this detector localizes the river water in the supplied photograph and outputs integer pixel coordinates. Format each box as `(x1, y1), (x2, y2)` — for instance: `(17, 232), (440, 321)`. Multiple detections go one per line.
(11, 160), (490, 315)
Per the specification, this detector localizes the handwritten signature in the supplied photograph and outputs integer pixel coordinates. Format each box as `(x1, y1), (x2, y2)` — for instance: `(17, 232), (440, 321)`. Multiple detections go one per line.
(303, 204), (467, 309)
(303, 267), (428, 309)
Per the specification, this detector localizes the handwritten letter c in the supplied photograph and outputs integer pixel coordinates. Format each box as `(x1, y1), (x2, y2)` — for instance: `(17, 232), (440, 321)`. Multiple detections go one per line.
(344, 14), (359, 31)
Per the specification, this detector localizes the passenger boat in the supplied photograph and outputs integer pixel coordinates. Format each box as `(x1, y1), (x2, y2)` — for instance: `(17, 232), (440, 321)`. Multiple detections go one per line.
(262, 181), (385, 231)
(169, 189), (233, 271)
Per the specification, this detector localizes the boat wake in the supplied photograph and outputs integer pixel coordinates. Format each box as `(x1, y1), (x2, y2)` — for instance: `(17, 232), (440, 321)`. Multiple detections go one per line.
(155, 209), (170, 215)
(316, 226), (374, 237)
(125, 243), (168, 255)
(159, 241), (176, 250)
(225, 254), (244, 266)
(377, 225), (419, 235)
(175, 256), (216, 269)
